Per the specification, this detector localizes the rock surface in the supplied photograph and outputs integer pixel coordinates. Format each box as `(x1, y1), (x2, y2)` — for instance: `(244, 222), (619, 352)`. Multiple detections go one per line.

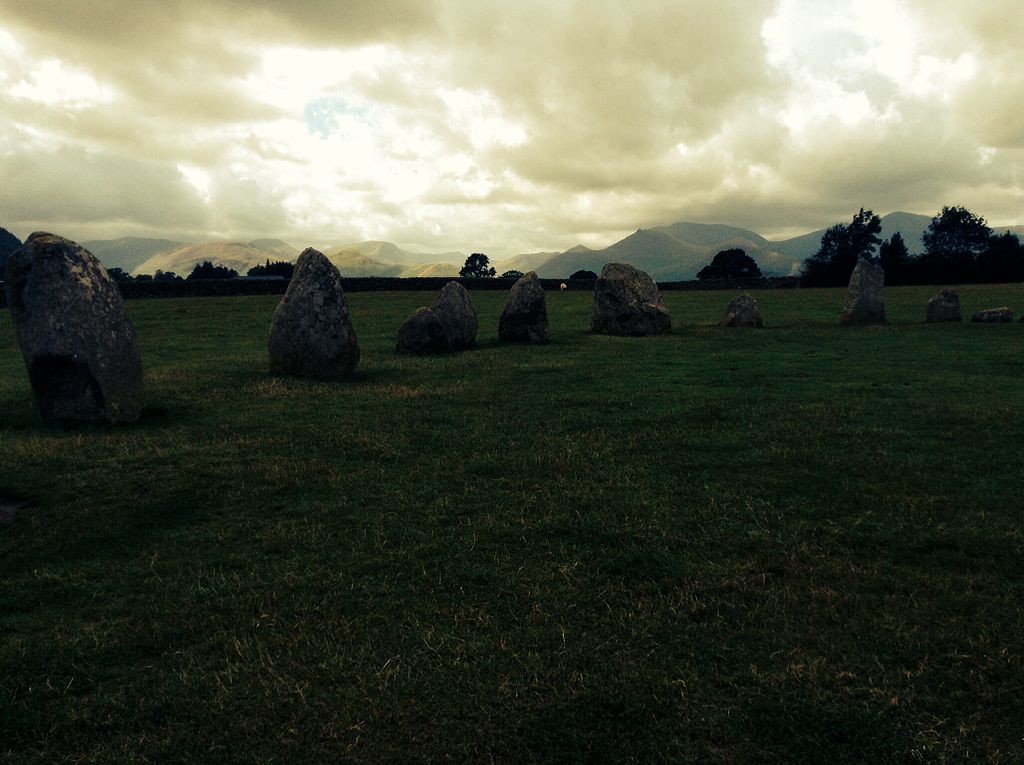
(396, 307), (451, 355)
(5, 232), (144, 423)
(591, 262), (671, 336)
(499, 271), (550, 343)
(431, 281), (477, 350)
(926, 289), (962, 322)
(719, 294), (763, 327)
(971, 307), (1013, 323)
(840, 257), (886, 325)
(268, 248), (359, 379)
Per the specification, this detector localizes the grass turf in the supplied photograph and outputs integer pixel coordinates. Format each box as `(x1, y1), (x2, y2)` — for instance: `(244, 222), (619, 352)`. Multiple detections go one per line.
(1, 285), (1023, 763)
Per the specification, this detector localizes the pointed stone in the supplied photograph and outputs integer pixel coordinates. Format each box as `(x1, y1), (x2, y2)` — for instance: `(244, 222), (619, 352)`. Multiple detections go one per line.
(431, 281), (477, 350)
(926, 289), (961, 322)
(499, 271), (549, 343)
(840, 257), (886, 325)
(396, 307), (451, 355)
(719, 294), (763, 327)
(5, 232), (144, 423)
(591, 262), (671, 336)
(268, 248), (359, 379)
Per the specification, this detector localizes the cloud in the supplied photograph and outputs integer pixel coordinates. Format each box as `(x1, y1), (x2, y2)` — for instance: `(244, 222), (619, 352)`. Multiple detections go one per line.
(1, 0), (1023, 253)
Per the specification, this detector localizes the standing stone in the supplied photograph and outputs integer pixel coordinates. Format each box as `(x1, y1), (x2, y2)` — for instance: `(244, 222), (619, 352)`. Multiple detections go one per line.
(719, 294), (763, 328)
(431, 281), (477, 350)
(591, 262), (671, 336)
(499, 271), (549, 343)
(971, 307), (1013, 323)
(4, 232), (144, 423)
(840, 257), (886, 325)
(268, 248), (359, 379)
(396, 307), (451, 355)
(926, 289), (962, 322)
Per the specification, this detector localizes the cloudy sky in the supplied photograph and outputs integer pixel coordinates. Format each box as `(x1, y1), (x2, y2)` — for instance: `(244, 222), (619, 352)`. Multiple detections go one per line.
(1, 0), (1022, 256)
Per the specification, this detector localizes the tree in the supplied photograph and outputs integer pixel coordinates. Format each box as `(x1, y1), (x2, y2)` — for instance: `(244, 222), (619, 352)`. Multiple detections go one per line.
(460, 253), (495, 278)
(697, 248), (762, 281)
(569, 269), (598, 280)
(248, 259), (294, 279)
(500, 269), (524, 279)
(920, 205), (991, 282)
(801, 208), (882, 287)
(977, 231), (1024, 283)
(153, 270), (182, 282)
(878, 232), (910, 284)
(107, 267), (134, 282)
(187, 261), (238, 280)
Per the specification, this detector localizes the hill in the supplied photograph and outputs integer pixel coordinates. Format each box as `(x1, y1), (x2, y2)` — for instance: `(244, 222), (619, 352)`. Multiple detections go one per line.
(536, 228), (801, 280)
(248, 239), (298, 260)
(768, 212), (933, 260)
(82, 237), (187, 273)
(134, 242), (274, 276)
(325, 247), (460, 278)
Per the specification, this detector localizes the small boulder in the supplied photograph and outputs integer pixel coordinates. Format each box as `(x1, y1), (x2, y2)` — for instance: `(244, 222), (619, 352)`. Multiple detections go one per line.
(268, 248), (359, 379)
(499, 271), (549, 343)
(719, 294), (763, 328)
(396, 307), (451, 355)
(431, 281), (477, 350)
(972, 307), (1013, 323)
(926, 289), (962, 322)
(840, 257), (886, 325)
(5, 232), (144, 423)
(591, 262), (671, 336)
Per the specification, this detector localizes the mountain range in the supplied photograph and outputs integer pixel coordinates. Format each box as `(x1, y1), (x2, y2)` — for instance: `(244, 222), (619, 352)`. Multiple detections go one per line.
(15, 211), (1024, 281)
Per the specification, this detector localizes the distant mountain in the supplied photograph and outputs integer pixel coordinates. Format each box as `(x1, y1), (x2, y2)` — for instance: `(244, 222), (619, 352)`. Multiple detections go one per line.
(536, 226), (802, 280)
(80, 237), (187, 273)
(768, 212), (934, 260)
(493, 251), (560, 274)
(326, 247), (460, 278)
(0, 225), (21, 276)
(134, 242), (273, 276)
(248, 239), (298, 260)
(333, 240), (467, 267)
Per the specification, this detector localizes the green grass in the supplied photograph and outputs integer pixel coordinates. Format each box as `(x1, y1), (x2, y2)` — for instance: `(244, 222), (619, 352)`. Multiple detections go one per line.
(1, 285), (1023, 763)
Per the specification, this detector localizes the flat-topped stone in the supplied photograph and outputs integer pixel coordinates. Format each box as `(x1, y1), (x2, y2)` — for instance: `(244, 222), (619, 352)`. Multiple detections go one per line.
(591, 262), (671, 336)
(926, 289), (962, 322)
(719, 294), (763, 328)
(396, 307), (451, 355)
(972, 307), (1013, 323)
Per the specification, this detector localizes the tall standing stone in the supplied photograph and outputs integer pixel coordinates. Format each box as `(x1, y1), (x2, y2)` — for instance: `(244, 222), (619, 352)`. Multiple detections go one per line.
(4, 232), (144, 423)
(268, 248), (359, 379)
(591, 262), (671, 336)
(431, 281), (477, 350)
(719, 294), (764, 327)
(499, 271), (549, 343)
(840, 257), (886, 325)
(926, 289), (962, 322)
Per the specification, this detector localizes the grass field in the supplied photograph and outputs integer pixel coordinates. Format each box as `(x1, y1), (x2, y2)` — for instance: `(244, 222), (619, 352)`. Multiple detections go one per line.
(2, 285), (1023, 763)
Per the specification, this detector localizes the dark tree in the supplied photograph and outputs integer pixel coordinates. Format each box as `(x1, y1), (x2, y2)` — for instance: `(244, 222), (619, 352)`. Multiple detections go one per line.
(878, 232), (910, 284)
(107, 267), (134, 282)
(134, 273), (154, 282)
(500, 269), (524, 279)
(697, 248), (762, 280)
(801, 208), (882, 287)
(569, 269), (598, 280)
(187, 261), (238, 280)
(460, 253), (496, 278)
(154, 270), (183, 282)
(977, 231), (1024, 283)
(919, 206), (991, 282)
(248, 259), (294, 279)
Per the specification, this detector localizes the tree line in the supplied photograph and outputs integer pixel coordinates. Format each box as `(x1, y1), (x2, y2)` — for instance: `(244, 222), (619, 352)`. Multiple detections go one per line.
(801, 206), (1024, 287)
